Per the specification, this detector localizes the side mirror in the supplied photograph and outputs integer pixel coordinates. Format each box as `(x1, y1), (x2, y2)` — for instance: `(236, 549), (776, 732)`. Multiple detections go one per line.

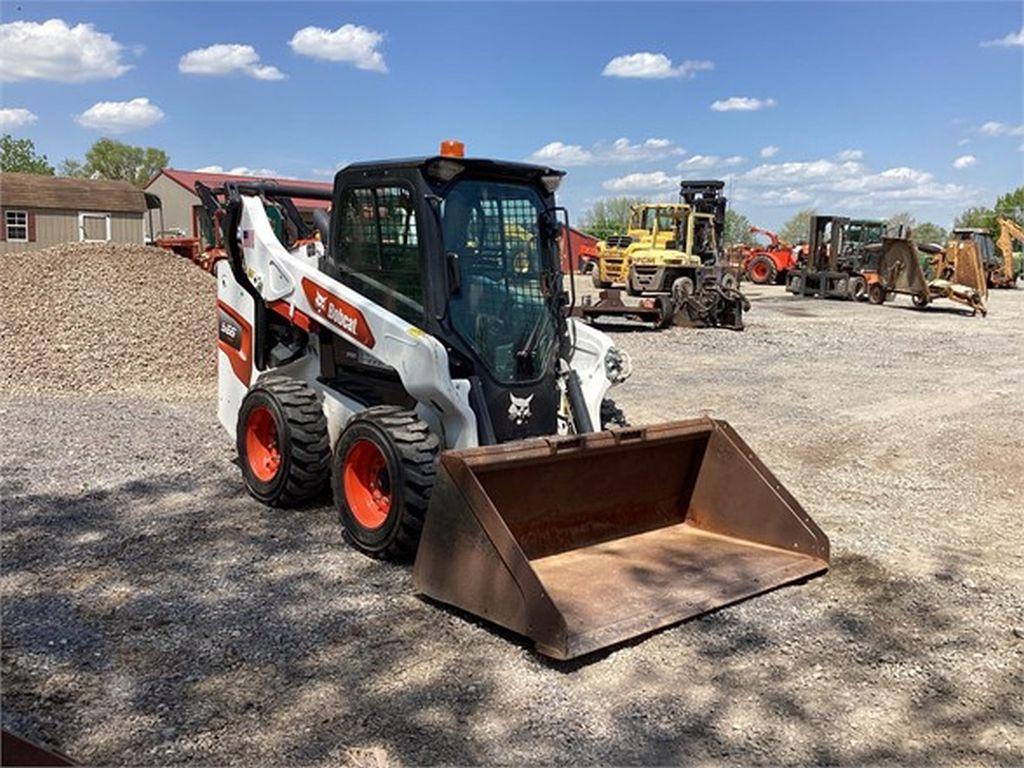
(446, 251), (461, 295)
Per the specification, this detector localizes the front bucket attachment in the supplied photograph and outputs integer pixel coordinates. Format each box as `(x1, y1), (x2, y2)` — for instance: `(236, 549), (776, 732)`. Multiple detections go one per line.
(412, 418), (829, 660)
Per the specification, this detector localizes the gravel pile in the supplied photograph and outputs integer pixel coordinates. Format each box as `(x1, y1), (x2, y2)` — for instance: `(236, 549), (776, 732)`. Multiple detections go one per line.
(0, 243), (215, 397)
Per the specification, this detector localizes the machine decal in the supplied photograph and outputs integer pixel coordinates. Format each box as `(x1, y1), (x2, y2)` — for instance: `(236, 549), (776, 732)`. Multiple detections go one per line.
(216, 301), (252, 383)
(300, 277), (376, 348)
(507, 393), (534, 425)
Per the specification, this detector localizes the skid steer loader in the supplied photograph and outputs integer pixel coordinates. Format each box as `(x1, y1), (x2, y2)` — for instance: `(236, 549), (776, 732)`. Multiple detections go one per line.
(214, 142), (829, 659)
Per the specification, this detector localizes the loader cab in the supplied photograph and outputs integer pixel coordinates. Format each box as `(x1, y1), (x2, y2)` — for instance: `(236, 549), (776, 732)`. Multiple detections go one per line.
(953, 228), (998, 271)
(323, 155), (569, 444)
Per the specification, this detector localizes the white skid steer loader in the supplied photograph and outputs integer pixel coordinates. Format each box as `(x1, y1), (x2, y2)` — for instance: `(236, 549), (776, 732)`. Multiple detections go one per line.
(214, 143), (829, 660)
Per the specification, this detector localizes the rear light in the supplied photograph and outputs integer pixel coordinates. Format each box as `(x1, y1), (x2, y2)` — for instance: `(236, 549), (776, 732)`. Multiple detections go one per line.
(541, 174), (563, 193)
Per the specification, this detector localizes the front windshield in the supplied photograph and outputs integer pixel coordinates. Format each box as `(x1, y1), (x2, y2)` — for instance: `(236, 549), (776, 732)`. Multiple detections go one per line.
(442, 180), (557, 383)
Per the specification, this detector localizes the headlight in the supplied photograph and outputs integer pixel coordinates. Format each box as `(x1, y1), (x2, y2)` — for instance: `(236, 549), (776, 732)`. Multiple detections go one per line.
(604, 347), (632, 384)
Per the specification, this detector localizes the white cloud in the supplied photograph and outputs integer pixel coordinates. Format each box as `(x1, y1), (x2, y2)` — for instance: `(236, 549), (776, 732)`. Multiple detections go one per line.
(675, 154), (746, 173)
(529, 141), (595, 166)
(760, 189), (813, 206)
(528, 137), (684, 166)
(952, 154), (976, 169)
(744, 159), (863, 185)
(0, 18), (131, 82)
(710, 96), (776, 112)
(678, 154), (720, 169)
(957, 138), (972, 146)
(0, 108), (38, 130)
(980, 26), (1024, 47)
(602, 171), (680, 192)
(196, 165), (278, 177)
(602, 52), (713, 80)
(739, 155), (968, 209)
(179, 44), (284, 81)
(836, 148), (863, 161)
(76, 97), (164, 133)
(760, 145), (779, 158)
(979, 121), (1024, 137)
(289, 24), (387, 72)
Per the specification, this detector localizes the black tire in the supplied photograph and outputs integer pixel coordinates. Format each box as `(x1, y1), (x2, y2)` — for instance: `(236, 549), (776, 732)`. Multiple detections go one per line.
(671, 276), (695, 306)
(720, 272), (739, 291)
(867, 282), (887, 305)
(237, 375), (330, 507)
(849, 276), (867, 301)
(332, 406), (439, 561)
(600, 398), (629, 429)
(745, 256), (777, 285)
(912, 293), (929, 308)
(787, 273), (803, 294)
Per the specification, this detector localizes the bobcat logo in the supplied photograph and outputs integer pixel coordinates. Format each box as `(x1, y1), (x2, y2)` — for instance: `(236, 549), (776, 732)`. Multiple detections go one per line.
(508, 393), (534, 425)
(314, 292), (328, 312)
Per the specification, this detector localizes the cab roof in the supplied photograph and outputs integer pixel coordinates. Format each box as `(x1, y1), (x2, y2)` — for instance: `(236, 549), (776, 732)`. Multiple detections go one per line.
(338, 156), (564, 183)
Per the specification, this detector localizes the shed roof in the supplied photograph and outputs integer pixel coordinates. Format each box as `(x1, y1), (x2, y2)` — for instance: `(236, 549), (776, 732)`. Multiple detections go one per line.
(0, 172), (147, 213)
(152, 168), (333, 210)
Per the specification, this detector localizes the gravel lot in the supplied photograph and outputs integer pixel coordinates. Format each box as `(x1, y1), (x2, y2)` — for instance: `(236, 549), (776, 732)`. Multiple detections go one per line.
(2, 271), (1022, 765)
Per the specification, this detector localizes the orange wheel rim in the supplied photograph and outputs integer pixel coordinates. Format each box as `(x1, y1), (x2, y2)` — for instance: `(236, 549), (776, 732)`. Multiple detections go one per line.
(245, 405), (281, 482)
(751, 262), (769, 281)
(344, 440), (392, 529)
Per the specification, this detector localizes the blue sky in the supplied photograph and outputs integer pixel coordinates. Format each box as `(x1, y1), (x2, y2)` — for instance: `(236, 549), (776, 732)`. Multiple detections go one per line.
(1, 1), (1021, 229)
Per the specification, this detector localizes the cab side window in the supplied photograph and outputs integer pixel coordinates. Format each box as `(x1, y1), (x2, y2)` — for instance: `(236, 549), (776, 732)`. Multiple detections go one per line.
(334, 185), (423, 324)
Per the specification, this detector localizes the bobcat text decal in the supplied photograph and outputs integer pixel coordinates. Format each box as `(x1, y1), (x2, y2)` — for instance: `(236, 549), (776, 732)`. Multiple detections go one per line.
(300, 278), (376, 349)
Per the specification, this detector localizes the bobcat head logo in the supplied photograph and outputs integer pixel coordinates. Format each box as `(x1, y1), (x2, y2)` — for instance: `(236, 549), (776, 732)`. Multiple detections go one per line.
(314, 292), (328, 312)
(508, 393), (534, 425)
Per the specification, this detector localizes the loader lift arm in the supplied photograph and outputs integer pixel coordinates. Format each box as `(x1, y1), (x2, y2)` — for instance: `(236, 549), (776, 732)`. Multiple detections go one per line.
(996, 217), (1024, 284)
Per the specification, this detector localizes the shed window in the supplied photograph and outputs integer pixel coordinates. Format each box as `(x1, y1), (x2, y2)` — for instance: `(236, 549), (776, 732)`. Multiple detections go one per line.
(79, 212), (112, 243)
(5, 210), (28, 242)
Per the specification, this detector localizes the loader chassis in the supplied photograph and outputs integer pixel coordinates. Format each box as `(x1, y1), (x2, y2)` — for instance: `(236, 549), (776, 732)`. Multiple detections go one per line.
(214, 151), (829, 659)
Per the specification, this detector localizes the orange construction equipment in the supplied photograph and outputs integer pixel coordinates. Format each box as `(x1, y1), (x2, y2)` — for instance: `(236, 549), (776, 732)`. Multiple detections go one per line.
(740, 227), (799, 285)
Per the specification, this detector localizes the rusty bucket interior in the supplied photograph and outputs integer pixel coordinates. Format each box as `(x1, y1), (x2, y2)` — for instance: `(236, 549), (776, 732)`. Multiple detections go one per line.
(412, 418), (830, 660)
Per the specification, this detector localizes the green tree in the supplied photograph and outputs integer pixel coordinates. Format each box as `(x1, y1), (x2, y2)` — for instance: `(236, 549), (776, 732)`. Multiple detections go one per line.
(954, 206), (997, 232)
(910, 221), (947, 245)
(723, 209), (754, 246)
(887, 211), (916, 236)
(58, 157), (88, 178)
(780, 208), (816, 244)
(0, 134), (55, 175)
(994, 186), (1024, 223)
(79, 138), (168, 187)
(578, 197), (643, 240)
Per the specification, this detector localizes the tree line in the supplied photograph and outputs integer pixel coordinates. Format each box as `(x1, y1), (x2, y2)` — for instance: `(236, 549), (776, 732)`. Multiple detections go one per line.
(1, 134), (168, 188)
(577, 191), (1024, 247)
